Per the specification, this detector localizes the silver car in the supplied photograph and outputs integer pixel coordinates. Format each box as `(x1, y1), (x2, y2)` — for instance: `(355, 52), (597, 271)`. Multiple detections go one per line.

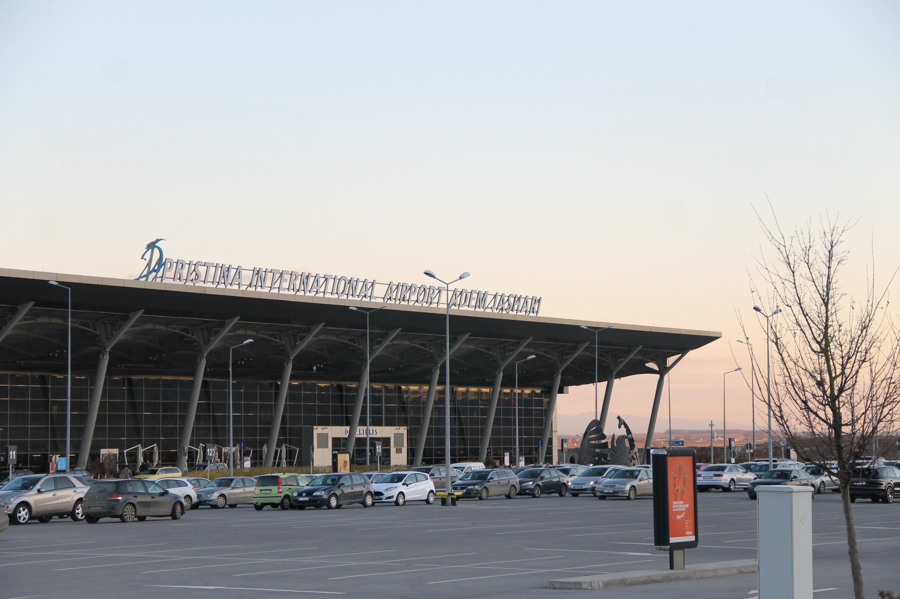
(804, 465), (838, 494)
(0, 473), (89, 524)
(194, 476), (256, 508)
(147, 477), (200, 509)
(569, 466), (617, 496)
(697, 464), (756, 492)
(596, 468), (654, 500)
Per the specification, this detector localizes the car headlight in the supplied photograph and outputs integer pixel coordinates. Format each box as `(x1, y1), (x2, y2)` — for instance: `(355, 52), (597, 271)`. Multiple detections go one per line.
(615, 484), (625, 489)
(522, 481), (533, 486)
(0, 497), (10, 505)
(384, 486), (397, 492)
(312, 491), (324, 496)
(587, 481), (595, 485)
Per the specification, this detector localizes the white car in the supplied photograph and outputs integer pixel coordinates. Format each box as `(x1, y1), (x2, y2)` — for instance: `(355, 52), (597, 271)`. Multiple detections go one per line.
(697, 464), (756, 492)
(451, 462), (485, 475)
(372, 471), (436, 506)
(147, 477), (199, 510)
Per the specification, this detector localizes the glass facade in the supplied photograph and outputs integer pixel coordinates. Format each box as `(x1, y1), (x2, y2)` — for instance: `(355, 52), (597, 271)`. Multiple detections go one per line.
(0, 372), (549, 471)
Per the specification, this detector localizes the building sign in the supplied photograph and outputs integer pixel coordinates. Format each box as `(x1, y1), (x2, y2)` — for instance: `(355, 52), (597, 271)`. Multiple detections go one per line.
(136, 241), (541, 315)
(652, 448), (699, 551)
(344, 428), (379, 437)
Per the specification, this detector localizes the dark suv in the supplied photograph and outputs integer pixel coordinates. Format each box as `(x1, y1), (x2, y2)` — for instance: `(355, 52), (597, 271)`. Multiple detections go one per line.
(849, 466), (900, 504)
(292, 473), (374, 509)
(451, 469), (519, 500)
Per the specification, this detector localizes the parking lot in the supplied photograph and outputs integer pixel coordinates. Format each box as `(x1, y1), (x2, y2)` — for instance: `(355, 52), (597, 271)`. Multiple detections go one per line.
(2, 491), (898, 599)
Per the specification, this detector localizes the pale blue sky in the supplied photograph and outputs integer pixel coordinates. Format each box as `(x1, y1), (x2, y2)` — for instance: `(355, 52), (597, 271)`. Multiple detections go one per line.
(2, 1), (898, 431)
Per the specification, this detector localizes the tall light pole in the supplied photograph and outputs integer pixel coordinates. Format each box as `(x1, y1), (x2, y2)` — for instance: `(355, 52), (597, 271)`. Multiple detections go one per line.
(424, 269), (470, 503)
(579, 325), (613, 420)
(737, 339), (756, 456)
(350, 305), (387, 465)
(709, 420), (715, 464)
(514, 355), (536, 467)
(754, 305), (781, 469)
(723, 367), (742, 463)
(48, 281), (71, 472)
(229, 339), (253, 476)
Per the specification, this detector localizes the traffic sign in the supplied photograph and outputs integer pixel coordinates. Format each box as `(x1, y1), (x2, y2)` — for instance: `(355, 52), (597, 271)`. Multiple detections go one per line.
(745, 442), (753, 450)
(729, 450), (738, 459)
(669, 440), (685, 447)
(5, 445), (16, 463)
(780, 441), (787, 447)
(375, 444), (382, 457)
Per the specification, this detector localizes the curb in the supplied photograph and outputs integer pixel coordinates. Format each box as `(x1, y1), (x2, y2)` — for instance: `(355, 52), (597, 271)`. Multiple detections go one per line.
(548, 559), (758, 590)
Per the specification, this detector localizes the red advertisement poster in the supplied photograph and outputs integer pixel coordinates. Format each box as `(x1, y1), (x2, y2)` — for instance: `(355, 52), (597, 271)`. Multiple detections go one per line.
(667, 455), (695, 543)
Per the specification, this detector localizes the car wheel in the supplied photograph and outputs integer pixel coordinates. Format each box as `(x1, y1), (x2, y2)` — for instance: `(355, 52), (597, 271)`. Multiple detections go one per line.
(884, 486), (894, 504)
(71, 500), (85, 522)
(395, 492), (406, 506)
(85, 516), (99, 524)
(506, 486), (516, 499)
(327, 494), (339, 509)
(479, 488), (489, 501)
(426, 491), (436, 505)
(215, 495), (227, 509)
(254, 504), (264, 511)
(280, 496), (292, 510)
(559, 484), (568, 497)
(183, 496), (192, 510)
(13, 503), (31, 525)
(818, 482), (825, 495)
(727, 480), (736, 492)
(120, 503), (137, 523)
(531, 485), (542, 498)
(38, 516), (53, 523)
(363, 492), (374, 508)
(627, 486), (637, 501)
(171, 502), (184, 520)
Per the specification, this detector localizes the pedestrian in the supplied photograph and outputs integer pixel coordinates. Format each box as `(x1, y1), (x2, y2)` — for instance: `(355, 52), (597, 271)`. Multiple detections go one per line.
(120, 465), (132, 479)
(139, 459), (149, 473)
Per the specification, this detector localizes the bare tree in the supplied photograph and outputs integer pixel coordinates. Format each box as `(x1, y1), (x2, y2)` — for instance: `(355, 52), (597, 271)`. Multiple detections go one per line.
(747, 209), (900, 599)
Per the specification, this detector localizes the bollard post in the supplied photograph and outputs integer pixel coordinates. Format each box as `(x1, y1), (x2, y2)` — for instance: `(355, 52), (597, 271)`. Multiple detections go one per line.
(757, 486), (813, 599)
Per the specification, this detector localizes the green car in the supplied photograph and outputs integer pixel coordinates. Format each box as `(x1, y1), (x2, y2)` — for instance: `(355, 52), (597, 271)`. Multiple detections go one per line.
(253, 473), (313, 510)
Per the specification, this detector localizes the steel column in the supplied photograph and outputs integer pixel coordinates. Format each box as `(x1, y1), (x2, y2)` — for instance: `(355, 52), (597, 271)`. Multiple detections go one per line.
(414, 366), (441, 466)
(598, 345), (642, 433)
(346, 328), (400, 458)
(642, 353), (687, 460)
(477, 338), (532, 463)
(538, 342), (588, 464)
(0, 302), (34, 344)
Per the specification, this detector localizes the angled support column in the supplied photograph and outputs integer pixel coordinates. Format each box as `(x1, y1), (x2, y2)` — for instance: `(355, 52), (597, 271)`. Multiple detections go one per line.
(538, 342), (589, 464)
(598, 345), (642, 434)
(478, 338), (532, 463)
(0, 302), (34, 344)
(413, 333), (470, 466)
(178, 317), (239, 472)
(264, 324), (324, 466)
(346, 328), (400, 458)
(77, 310), (143, 469)
(643, 352), (688, 461)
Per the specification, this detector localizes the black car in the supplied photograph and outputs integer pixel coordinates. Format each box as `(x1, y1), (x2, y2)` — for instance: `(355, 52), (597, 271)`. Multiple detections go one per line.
(747, 468), (816, 500)
(849, 466), (900, 504)
(292, 473), (374, 509)
(516, 468), (569, 497)
(451, 469), (519, 500)
(0, 469), (35, 487)
(82, 479), (185, 523)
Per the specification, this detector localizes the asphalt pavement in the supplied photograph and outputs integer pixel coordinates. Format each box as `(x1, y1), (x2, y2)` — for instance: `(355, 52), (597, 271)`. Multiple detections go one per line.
(1, 489), (897, 598)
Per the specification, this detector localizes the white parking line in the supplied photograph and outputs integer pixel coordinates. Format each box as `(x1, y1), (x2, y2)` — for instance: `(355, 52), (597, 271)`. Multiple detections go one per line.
(427, 559), (657, 584)
(327, 554), (564, 580)
(150, 585), (343, 595)
(525, 547), (655, 557)
(233, 550), (398, 576)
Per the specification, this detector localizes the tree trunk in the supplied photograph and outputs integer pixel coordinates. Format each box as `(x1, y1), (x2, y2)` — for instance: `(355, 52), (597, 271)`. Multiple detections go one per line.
(840, 484), (865, 599)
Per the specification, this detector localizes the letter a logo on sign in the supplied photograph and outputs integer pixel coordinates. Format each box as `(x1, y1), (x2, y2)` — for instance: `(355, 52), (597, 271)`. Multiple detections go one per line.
(136, 239), (166, 281)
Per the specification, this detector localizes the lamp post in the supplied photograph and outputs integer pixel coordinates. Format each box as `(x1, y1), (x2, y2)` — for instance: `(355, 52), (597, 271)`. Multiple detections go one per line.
(579, 325), (613, 420)
(514, 355), (536, 467)
(754, 305), (781, 469)
(229, 339), (253, 476)
(736, 339), (755, 455)
(48, 281), (71, 472)
(349, 305), (387, 466)
(723, 367), (742, 463)
(424, 269), (470, 503)
(709, 420), (715, 464)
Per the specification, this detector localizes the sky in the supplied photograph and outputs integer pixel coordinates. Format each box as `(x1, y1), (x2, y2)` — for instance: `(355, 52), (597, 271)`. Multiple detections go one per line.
(2, 1), (899, 435)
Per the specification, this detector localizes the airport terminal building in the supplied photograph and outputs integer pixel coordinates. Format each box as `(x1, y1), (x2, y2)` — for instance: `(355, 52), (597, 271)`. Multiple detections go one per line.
(0, 257), (719, 472)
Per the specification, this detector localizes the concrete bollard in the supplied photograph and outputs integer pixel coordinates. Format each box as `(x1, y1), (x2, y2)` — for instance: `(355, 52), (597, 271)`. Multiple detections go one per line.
(757, 485), (813, 599)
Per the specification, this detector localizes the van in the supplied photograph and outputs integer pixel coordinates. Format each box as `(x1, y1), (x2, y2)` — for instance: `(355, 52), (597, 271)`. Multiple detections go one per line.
(451, 462), (485, 475)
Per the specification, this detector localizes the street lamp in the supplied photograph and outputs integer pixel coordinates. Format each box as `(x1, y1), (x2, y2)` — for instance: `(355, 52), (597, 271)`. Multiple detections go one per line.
(229, 339), (253, 476)
(514, 355), (536, 467)
(723, 367), (742, 463)
(48, 281), (71, 472)
(579, 325), (613, 420)
(754, 305), (781, 469)
(349, 305), (387, 465)
(424, 269), (470, 503)
(736, 338), (756, 456)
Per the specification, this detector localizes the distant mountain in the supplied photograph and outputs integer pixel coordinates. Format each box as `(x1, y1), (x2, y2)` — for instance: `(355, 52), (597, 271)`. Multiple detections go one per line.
(557, 411), (753, 436)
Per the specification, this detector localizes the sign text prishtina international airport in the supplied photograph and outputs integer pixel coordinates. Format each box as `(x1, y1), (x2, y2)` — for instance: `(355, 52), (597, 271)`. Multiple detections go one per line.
(135, 241), (541, 315)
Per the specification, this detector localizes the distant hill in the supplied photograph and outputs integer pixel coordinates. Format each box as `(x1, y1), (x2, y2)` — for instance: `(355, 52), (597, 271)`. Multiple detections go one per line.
(558, 411), (753, 436)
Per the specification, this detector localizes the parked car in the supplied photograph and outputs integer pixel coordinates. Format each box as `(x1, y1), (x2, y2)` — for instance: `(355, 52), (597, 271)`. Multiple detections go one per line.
(82, 479), (185, 523)
(187, 477), (212, 490)
(147, 477), (199, 510)
(804, 465), (838, 494)
(451, 469), (518, 500)
(194, 476), (256, 508)
(373, 471), (436, 505)
(253, 473), (312, 510)
(0, 506), (8, 533)
(291, 473), (374, 509)
(362, 471), (392, 483)
(0, 473), (89, 525)
(747, 468), (816, 499)
(451, 462), (486, 475)
(135, 467), (182, 479)
(849, 466), (900, 504)
(597, 467), (654, 500)
(410, 466), (461, 490)
(0, 469), (35, 487)
(516, 468), (568, 497)
(742, 462), (772, 475)
(569, 465), (617, 496)
(554, 464), (587, 484)
(697, 464), (756, 492)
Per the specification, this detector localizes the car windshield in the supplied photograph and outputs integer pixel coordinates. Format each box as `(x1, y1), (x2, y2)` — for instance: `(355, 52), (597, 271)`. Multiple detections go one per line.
(745, 464), (769, 473)
(209, 478), (235, 487)
(1, 476), (41, 491)
(702, 465), (728, 472)
(762, 470), (791, 480)
(604, 468), (622, 478)
(256, 476), (280, 486)
(612, 470), (640, 480)
(379, 473), (408, 484)
(518, 470), (542, 479)
(409, 467), (430, 473)
(461, 471), (490, 481)
(582, 467), (608, 477)
(88, 482), (118, 494)
(309, 475), (342, 486)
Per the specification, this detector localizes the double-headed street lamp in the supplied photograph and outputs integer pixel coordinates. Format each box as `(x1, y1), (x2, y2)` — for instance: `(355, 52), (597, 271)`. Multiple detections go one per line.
(514, 355), (536, 467)
(424, 269), (470, 503)
(48, 281), (71, 472)
(723, 367), (742, 463)
(229, 339), (253, 476)
(349, 305), (387, 465)
(754, 305), (781, 469)
(579, 325), (613, 420)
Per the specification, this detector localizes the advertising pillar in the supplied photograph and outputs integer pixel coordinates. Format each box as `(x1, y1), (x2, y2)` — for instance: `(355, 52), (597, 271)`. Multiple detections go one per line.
(651, 448), (699, 570)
